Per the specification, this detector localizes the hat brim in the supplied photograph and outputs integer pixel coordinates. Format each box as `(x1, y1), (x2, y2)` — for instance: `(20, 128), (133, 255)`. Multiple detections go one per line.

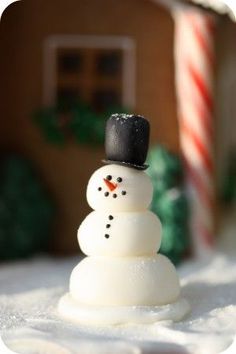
(102, 159), (149, 170)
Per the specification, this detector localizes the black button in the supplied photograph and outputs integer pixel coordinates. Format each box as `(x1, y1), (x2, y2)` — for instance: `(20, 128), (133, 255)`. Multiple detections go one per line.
(105, 234), (110, 238)
(106, 224), (111, 228)
(108, 215), (113, 220)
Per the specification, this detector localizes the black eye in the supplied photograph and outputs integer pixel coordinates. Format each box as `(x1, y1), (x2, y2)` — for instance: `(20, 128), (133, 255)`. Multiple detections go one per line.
(117, 177), (122, 183)
(106, 175), (112, 181)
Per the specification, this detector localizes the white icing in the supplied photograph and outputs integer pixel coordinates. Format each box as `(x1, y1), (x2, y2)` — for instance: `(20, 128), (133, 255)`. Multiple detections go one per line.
(69, 255), (180, 306)
(86, 164), (153, 212)
(78, 210), (162, 257)
(58, 294), (190, 325)
(111, 113), (137, 119)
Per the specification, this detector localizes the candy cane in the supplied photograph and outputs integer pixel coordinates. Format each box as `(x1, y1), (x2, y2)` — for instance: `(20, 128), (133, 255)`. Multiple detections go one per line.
(174, 7), (216, 256)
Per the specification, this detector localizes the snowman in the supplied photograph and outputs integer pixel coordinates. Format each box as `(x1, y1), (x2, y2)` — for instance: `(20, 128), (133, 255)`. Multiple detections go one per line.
(58, 114), (190, 325)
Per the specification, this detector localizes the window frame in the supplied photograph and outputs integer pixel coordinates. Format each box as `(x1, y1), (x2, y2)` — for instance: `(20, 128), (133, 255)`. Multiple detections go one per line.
(43, 35), (136, 108)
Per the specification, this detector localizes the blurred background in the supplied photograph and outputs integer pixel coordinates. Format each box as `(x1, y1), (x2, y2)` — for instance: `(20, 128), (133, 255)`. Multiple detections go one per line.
(0, 0), (236, 264)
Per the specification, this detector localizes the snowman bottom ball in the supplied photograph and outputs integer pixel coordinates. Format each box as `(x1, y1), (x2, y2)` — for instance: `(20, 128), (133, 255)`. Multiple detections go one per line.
(58, 255), (190, 325)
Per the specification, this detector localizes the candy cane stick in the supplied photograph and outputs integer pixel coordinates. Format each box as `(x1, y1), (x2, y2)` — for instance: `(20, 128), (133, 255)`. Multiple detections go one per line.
(174, 7), (216, 256)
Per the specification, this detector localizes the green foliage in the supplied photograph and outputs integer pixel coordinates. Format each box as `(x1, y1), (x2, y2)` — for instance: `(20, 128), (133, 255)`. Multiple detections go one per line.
(0, 156), (55, 260)
(34, 101), (128, 146)
(147, 145), (189, 265)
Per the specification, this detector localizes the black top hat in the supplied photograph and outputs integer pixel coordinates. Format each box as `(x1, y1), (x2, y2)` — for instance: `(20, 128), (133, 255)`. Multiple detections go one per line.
(103, 113), (150, 170)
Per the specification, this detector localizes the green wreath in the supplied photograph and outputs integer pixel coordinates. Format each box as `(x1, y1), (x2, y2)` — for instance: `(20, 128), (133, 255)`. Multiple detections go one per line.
(34, 101), (128, 146)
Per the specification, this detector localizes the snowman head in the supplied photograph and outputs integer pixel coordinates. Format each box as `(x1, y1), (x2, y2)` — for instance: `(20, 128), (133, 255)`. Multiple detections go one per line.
(87, 164), (153, 212)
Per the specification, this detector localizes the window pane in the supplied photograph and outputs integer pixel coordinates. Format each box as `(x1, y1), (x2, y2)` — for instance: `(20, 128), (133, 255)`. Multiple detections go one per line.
(57, 88), (80, 108)
(93, 89), (120, 110)
(58, 52), (82, 73)
(96, 51), (122, 76)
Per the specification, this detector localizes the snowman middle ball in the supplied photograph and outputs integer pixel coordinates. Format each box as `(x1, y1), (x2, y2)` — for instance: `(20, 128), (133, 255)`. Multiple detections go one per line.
(79, 210), (162, 257)
(87, 164), (153, 212)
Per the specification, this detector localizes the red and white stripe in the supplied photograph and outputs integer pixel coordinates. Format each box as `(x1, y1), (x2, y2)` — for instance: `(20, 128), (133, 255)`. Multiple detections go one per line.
(174, 8), (216, 256)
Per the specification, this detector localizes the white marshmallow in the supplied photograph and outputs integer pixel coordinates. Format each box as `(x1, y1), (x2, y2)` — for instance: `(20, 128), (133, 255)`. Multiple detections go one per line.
(86, 164), (153, 212)
(70, 254), (180, 306)
(78, 210), (162, 257)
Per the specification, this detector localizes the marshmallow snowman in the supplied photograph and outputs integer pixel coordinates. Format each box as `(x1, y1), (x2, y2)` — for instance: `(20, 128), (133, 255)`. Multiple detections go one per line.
(59, 114), (184, 322)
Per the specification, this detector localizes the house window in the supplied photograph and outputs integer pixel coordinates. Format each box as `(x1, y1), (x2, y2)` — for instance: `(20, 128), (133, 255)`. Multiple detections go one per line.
(43, 36), (135, 110)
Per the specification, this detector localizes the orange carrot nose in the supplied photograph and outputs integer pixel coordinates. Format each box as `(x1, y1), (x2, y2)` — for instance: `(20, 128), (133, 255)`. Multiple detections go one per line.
(103, 178), (117, 192)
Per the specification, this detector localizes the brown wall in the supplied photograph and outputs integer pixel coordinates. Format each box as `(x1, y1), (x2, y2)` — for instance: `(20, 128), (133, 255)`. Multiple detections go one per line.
(0, 0), (179, 253)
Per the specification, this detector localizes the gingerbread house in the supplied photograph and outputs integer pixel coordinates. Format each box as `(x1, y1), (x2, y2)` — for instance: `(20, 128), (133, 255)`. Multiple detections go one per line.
(0, 0), (235, 256)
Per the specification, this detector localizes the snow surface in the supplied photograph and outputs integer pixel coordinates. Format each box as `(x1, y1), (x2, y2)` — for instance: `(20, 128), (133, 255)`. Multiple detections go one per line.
(0, 251), (236, 354)
(1, 209), (236, 354)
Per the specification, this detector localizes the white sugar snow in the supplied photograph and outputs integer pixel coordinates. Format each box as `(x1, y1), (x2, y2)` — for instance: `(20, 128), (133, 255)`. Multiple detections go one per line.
(1, 252), (236, 353)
